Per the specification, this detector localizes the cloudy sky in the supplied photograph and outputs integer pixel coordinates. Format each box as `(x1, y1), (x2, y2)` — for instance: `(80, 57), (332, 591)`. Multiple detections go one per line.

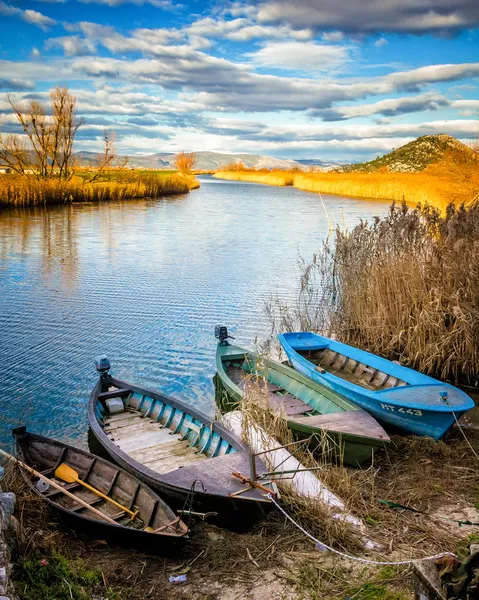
(0, 0), (478, 162)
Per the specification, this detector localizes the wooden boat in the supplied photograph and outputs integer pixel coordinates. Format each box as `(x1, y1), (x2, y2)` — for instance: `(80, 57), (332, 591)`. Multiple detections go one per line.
(278, 332), (475, 439)
(88, 358), (276, 530)
(215, 337), (390, 467)
(13, 427), (188, 553)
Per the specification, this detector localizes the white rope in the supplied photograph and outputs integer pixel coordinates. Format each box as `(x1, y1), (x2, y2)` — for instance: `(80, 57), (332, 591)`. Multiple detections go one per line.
(267, 494), (457, 565)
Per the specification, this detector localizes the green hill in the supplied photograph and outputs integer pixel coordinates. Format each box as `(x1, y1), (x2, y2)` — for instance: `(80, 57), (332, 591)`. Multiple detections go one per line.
(338, 134), (476, 173)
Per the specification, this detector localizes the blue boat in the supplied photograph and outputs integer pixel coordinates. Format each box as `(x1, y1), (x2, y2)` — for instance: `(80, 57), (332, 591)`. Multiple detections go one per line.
(278, 332), (475, 439)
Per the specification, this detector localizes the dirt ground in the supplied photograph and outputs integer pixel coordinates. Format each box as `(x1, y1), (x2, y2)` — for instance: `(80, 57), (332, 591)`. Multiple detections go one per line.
(7, 425), (479, 600)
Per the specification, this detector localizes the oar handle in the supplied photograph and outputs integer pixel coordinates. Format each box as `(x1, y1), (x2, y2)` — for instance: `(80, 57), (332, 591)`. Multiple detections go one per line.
(0, 448), (118, 526)
(76, 479), (136, 518)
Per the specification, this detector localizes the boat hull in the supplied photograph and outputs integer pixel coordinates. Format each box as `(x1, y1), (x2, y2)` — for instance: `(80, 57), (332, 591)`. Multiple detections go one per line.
(88, 377), (274, 531)
(215, 344), (389, 467)
(14, 428), (188, 554)
(279, 333), (475, 439)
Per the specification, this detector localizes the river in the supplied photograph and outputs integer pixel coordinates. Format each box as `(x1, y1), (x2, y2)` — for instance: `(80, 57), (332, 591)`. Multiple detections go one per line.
(0, 176), (391, 447)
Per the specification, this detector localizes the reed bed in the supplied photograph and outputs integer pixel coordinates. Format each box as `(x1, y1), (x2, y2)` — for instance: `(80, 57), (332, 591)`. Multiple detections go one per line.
(215, 158), (479, 210)
(0, 172), (192, 208)
(294, 171), (448, 206)
(269, 200), (479, 385)
(214, 171), (294, 186)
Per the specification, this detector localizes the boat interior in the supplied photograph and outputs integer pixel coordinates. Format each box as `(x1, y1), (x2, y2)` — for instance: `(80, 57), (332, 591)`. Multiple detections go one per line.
(223, 358), (389, 443)
(225, 362), (314, 417)
(19, 436), (181, 533)
(297, 348), (409, 391)
(96, 387), (237, 476)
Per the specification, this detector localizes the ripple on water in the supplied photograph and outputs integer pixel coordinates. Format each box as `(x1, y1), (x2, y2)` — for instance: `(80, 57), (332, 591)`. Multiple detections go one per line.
(0, 177), (391, 447)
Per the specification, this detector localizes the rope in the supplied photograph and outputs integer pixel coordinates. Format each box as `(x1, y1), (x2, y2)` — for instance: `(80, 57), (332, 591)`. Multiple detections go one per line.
(267, 493), (457, 565)
(444, 396), (479, 464)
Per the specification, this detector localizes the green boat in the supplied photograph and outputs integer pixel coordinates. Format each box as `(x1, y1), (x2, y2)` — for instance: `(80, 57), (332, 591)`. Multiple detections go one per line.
(214, 327), (390, 467)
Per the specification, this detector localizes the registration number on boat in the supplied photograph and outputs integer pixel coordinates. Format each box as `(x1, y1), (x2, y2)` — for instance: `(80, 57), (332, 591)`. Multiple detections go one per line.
(380, 404), (422, 416)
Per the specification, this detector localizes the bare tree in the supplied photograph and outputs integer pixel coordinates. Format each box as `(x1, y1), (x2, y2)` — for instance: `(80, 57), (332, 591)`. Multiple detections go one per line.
(2, 86), (84, 179)
(86, 130), (117, 182)
(174, 151), (196, 175)
(49, 86), (84, 179)
(0, 133), (31, 175)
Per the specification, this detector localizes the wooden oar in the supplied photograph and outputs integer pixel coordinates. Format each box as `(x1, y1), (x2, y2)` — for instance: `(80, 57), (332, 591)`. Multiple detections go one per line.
(0, 449), (118, 526)
(55, 463), (138, 521)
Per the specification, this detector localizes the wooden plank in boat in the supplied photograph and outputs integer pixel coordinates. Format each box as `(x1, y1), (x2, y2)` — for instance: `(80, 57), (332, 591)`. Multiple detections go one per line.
(146, 451), (207, 474)
(110, 422), (174, 441)
(98, 388), (130, 401)
(131, 440), (193, 463)
(289, 410), (390, 441)
(105, 418), (172, 436)
(104, 412), (138, 425)
(115, 430), (180, 453)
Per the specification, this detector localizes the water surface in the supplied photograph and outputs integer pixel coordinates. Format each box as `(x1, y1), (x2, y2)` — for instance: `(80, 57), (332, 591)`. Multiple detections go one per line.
(0, 176), (391, 447)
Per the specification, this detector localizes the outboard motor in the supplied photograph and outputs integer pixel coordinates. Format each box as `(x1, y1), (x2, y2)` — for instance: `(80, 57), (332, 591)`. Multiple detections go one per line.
(95, 355), (111, 378)
(215, 325), (234, 346)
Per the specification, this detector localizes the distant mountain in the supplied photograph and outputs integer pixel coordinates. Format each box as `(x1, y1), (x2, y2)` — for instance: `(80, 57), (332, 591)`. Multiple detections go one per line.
(337, 135), (477, 173)
(294, 158), (343, 170)
(75, 150), (307, 171)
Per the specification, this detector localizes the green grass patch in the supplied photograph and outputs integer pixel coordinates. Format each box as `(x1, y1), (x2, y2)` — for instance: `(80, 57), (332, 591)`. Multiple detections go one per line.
(13, 552), (129, 600)
(293, 563), (410, 600)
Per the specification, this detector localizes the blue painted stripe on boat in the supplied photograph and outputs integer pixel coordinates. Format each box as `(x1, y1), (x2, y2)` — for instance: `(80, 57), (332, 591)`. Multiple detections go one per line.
(156, 401), (167, 423)
(164, 406), (176, 429)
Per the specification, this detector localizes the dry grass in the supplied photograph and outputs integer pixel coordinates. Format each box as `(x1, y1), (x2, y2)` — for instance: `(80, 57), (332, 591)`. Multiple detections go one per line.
(269, 200), (479, 385)
(0, 171), (194, 208)
(213, 171), (294, 186)
(214, 154), (479, 210)
(236, 385), (479, 558)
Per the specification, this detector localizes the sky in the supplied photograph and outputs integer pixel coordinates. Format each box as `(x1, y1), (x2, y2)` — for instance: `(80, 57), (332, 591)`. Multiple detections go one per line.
(0, 0), (478, 162)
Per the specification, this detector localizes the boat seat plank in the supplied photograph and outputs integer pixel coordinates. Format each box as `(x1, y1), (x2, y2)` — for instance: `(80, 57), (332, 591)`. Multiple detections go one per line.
(289, 410), (390, 441)
(98, 388), (130, 401)
(160, 451), (270, 500)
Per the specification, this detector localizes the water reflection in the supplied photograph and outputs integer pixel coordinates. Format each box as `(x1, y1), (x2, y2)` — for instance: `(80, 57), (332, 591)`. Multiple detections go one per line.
(0, 178), (391, 447)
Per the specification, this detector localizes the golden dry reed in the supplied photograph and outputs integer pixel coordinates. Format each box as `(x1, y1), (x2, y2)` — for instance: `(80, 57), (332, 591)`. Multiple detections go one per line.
(215, 156), (479, 210)
(0, 172), (192, 208)
(271, 200), (479, 384)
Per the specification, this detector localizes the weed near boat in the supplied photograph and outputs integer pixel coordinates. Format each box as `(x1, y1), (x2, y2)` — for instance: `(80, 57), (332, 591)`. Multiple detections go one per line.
(268, 200), (479, 386)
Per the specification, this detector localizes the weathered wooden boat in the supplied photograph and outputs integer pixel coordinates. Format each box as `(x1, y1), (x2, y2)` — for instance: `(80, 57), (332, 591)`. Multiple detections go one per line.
(13, 427), (188, 553)
(278, 332), (475, 439)
(215, 328), (389, 467)
(88, 357), (276, 530)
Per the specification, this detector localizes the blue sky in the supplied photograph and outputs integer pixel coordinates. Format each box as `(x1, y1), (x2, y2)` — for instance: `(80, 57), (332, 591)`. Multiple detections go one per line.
(0, 0), (478, 161)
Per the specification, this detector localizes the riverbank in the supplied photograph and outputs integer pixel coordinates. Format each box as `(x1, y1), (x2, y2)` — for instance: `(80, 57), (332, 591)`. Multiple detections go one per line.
(214, 167), (477, 209)
(3, 423), (479, 599)
(0, 171), (198, 209)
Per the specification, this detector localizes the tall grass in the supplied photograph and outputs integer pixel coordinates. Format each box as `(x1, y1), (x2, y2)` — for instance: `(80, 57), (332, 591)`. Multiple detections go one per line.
(0, 172), (192, 208)
(215, 157), (479, 210)
(214, 171), (294, 186)
(269, 201), (479, 384)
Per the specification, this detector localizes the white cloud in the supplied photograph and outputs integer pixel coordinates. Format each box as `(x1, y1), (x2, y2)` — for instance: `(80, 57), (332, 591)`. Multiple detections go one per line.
(0, 1), (56, 30)
(375, 37), (388, 47)
(249, 41), (351, 72)
(322, 31), (345, 42)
